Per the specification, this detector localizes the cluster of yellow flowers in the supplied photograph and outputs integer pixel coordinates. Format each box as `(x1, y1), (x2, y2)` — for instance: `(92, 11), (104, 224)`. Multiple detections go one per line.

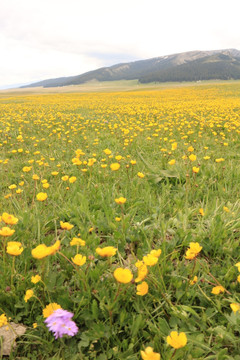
(141, 331), (188, 359)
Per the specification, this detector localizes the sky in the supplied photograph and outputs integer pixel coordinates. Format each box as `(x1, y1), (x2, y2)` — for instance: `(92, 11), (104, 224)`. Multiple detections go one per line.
(1, 0), (240, 89)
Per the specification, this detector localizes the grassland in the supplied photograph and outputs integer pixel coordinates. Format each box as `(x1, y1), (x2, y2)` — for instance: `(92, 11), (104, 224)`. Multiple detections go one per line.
(0, 81), (240, 359)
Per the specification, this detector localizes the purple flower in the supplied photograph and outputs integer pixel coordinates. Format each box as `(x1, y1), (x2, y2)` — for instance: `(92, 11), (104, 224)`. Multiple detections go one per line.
(45, 309), (78, 339)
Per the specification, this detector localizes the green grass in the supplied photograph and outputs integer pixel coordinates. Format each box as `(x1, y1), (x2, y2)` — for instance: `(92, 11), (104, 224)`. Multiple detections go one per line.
(0, 83), (240, 359)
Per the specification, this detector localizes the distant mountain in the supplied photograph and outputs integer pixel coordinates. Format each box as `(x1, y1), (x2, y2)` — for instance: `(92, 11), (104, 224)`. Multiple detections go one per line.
(21, 49), (240, 88)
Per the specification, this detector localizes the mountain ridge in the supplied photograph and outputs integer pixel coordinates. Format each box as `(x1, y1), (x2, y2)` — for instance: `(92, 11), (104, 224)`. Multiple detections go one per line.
(21, 49), (240, 88)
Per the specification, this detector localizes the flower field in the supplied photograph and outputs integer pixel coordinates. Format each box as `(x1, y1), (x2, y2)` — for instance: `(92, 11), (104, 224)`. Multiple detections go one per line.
(0, 82), (240, 359)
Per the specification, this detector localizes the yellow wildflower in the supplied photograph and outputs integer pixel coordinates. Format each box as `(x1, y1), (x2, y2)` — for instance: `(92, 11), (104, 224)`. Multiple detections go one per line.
(185, 242), (202, 260)
(190, 276), (198, 285)
(24, 289), (34, 303)
(61, 175), (69, 181)
(43, 303), (62, 318)
(143, 254), (158, 266)
(6, 241), (23, 256)
(96, 246), (117, 257)
(230, 303), (240, 314)
(70, 238), (86, 246)
(31, 275), (41, 284)
(114, 268), (133, 283)
(115, 197), (126, 205)
(0, 227), (15, 237)
(0, 314), (8, 327)
(199, 208), (204, 216)
(60, 221), (74, 230)
(36, 192), (47, 201)
(69, 176), (77, 183)
(72, 254), (86, 266)
(136, 281), (149, 296)
(137, 172), (145, 178)
(192, 166), (199, 173)
(211, 285), (225, 295)
(110, 163), (120, 171)
(1, 212), (18, 225)
(141, 347), (160, 360)
(167, 331), (187, 349)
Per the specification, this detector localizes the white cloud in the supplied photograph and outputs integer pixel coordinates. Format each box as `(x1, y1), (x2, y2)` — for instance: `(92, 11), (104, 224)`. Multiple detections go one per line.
(1, 0), (240, 87)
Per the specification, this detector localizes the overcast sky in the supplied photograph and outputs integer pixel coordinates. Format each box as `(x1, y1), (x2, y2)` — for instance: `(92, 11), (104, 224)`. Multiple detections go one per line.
(1, 0), (240, 88)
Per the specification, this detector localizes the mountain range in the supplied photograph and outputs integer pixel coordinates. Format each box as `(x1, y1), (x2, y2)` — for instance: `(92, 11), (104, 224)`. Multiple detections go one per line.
(21, 49), (240, 88)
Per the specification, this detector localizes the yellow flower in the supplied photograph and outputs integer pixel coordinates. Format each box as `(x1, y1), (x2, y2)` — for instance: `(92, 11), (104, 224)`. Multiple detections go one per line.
(192, 167), (200, 173)
(22, 166), (32, 172)
(204, 156), (210, 160)
(24, 289), (34, 303)
(211, 285), (225, 295)
(51, 171), (59, 176)
(43, 303), (62, 318)
(171, 142), (177, 151)
(115, 197), (126, 205)
(88, 158), (96, 166)
(1, 212), (18, 225)
(6, 241), (23, 256)
(4, 194), (12, 199)
(32, 174), (39, 180)
(32, 244), (51, 259)
(215, 158), (225, 163)
(185, 242), (202, 260)
(110, 163), (120, 171)
(0, 314), (8, 327)
(150, 249), (162, 258)
(135, 262), (148, 283)
(96, 246), (117, 257)
(115, 155), (122, 161)
(114, 268), (133, 283)
(136, 281), (149, 296)
(199, 208), (204, 216)
(0, 227), (15, 237)
(72, 254), (86, 266)
(141, 347), (160, 360)
(16, 189), (23, 194)
(235, 262), (240, 272)
(223, 206), (230, 213)
(61, 175), (69, 181)
(237, 275), (240, 283)
(60, 221), (74, 230)
(143, 254), (158, 266)
(137, 172), (145, 179)
(189, 154), (196, 161)
(167, 331), (187, 349)
(70, 237), (86, 246)
(168, 159), (175, 165)
(188, 146), (194, 152)
(103, 148), (111, 155)
(115, 217), (121, 222)
(130, 160), (136, 165)
(189, 276), (198, 285)
(36, 192), (47, 201)
(48, 240), (61, 255)
(69, 176), (77, 183)
(230, 303), (240, 314)
(31, 275), (41, 284)
(33, 323), (38, 328)
(9, 184), (17, 190)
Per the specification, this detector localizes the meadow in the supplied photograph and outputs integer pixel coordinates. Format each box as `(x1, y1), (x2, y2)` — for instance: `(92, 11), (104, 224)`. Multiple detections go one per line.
(0, 81), (240, 359)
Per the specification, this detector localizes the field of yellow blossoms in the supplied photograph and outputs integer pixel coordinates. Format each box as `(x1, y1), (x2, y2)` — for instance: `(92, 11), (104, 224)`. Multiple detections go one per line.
(0, 82), (240, 359)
